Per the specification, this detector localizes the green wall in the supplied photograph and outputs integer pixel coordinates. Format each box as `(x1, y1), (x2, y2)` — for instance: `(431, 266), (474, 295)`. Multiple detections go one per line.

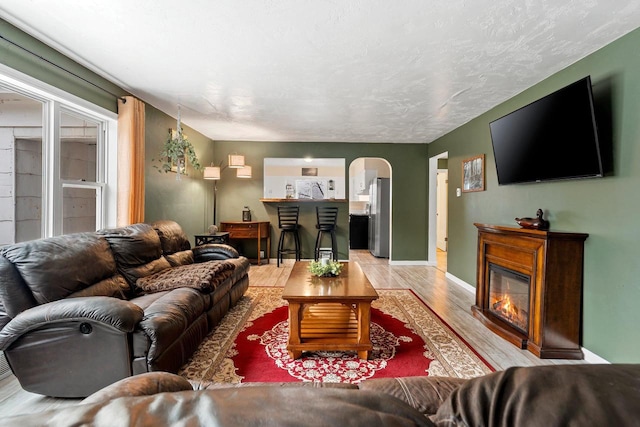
(0, 18), (126, 112)
(204, 141), (429, 262)
(143, 105), (215, 240)
(145, 139), (429, 261)
(428, 27), (640, 363)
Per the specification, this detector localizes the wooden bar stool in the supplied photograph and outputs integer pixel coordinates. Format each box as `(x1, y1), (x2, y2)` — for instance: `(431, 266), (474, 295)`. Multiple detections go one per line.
(314, 206), (338, 261)
(277, 206), (301, 267)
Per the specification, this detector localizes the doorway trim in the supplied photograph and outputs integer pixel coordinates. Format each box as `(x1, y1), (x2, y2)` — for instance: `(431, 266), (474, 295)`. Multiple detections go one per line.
(428, 151), (448, 266)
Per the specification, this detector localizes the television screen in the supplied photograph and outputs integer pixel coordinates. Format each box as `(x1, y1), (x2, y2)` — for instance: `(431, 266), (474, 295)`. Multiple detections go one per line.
(489, 76), (603, 185)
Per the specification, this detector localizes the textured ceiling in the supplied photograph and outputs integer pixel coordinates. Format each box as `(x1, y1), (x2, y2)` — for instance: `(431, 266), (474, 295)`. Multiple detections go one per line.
(1, 1), (640, 143)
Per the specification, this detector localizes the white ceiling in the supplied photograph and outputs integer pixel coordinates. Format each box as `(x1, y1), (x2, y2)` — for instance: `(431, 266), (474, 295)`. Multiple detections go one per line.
(2, 1), (640, 143)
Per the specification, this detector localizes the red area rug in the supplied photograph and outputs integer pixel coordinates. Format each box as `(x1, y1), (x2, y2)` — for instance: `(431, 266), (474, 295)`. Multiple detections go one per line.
(179, 287), (493, 384)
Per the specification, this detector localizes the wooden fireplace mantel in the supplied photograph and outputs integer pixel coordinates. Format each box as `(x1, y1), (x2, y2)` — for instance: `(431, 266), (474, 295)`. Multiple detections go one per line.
(472, 223), (589, 359)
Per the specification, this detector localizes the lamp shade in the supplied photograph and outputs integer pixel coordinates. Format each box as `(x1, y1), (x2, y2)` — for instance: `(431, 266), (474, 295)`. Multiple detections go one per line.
(228, 154), (245, 168)
(236, 165), (252, 178)
(203, 166), (221, 180)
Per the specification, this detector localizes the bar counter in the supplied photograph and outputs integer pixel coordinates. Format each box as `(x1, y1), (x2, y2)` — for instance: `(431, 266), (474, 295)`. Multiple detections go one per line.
(261, 199), (348, 260)
(260, 198), (348, 203)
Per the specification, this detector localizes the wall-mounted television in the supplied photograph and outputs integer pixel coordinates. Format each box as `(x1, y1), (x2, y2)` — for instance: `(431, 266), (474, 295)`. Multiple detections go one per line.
(489, 76), (603, 185)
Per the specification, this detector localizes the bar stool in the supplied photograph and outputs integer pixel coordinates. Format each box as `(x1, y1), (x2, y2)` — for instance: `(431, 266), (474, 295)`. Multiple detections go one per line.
(314, 206), (339, 261)
(277, 206), (301, 267)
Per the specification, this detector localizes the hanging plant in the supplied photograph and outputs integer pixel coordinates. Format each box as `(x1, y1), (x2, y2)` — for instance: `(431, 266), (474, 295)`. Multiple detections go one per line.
(154, 127), (203, 178)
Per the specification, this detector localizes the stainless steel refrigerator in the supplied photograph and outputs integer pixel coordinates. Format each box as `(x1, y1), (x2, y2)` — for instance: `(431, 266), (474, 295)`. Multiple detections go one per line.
(368, 177), (390, 258)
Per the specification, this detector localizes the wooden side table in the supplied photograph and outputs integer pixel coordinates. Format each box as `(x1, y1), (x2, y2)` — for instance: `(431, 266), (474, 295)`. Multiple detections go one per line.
(219, 221), (270, 265)
(194, 232), (230, 246)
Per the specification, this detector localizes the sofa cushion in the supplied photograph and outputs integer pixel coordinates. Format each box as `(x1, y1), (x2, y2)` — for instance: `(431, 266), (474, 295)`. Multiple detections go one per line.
(123, 257), (172, 289)
(69, 274), (131, 299)
(135, 261), (236, 294)
(151, 220), (192, 255)
(164, 250), (194, 267)
(0, 256), (37, 318)
(0, 233), (117, 305)
(359, 376), (467, 416)
(130, 288), (208, 361)
(99, 224), (169, 287)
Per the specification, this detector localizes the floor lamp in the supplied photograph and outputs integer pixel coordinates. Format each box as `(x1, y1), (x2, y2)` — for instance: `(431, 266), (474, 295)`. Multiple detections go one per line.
(203, 154), (252, 226)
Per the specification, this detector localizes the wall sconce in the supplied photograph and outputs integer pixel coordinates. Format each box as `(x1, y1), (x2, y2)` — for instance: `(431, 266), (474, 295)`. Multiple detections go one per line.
(203, 154), (252, 226)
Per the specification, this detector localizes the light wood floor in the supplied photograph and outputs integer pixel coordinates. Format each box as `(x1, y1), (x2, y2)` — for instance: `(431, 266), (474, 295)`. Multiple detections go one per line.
(0, 250), (585, 418)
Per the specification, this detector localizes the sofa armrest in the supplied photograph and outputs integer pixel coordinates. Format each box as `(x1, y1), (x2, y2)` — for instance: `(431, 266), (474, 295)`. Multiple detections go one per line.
(0, 296), (144, 350)
(192, 243), (239, 262)
(83, 372), (193, 404)
(432, 364), (640, 426)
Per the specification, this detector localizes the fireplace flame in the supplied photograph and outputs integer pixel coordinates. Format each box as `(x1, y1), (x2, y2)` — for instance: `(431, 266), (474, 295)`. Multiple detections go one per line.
(492, 294), (527, 330)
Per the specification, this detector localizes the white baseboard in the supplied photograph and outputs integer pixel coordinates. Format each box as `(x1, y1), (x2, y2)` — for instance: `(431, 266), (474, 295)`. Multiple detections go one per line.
(582, 347), (609, 364)
(389, 260), (432, 266)
(445, 272), (476, 294)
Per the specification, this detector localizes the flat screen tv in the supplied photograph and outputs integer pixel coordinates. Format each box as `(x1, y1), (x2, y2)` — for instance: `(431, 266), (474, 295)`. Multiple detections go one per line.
(489, 76), (603, 185)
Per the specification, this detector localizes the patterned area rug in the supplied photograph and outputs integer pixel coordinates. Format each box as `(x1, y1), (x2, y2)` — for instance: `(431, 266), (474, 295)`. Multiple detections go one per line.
(179, 287), (493, 384)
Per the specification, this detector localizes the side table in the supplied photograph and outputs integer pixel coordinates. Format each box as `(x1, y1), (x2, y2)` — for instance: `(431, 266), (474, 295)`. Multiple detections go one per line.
(194, 232), (230, 246)
(219, 221), (270, 265)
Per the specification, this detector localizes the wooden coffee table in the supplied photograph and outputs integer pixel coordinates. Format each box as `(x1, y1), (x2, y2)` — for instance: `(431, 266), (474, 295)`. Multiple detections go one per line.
(282, 261), (379, 360)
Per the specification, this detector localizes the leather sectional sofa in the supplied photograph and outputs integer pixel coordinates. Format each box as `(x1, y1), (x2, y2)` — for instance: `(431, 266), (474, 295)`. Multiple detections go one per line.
(0, 220), (250, 398)
(2, 364), (638, 426)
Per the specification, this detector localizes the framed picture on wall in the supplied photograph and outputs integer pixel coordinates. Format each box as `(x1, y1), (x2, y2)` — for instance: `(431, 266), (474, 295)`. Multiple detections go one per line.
(301, 167), (318, 176)
(296, 179), (327, 199)
(462, 154), (485, 192)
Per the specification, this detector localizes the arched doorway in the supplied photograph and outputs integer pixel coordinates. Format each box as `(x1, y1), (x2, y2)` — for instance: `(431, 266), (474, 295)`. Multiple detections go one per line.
(348, 158), (392, 261)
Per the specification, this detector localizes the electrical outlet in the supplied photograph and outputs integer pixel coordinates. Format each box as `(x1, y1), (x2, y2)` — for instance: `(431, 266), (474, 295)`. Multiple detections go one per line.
(260, 250), (265, 258)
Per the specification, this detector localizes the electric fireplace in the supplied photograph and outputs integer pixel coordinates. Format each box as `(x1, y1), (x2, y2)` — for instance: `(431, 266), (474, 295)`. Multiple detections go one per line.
(472, 223), (588, 359)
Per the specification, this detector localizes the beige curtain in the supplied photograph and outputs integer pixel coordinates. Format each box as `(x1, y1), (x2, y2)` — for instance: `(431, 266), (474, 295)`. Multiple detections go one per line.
(117, 96), (145, 225)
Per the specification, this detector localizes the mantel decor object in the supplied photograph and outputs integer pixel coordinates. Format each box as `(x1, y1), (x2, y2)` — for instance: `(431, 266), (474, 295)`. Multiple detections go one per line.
(515, 208), (550, 230)
(308, 260), (343, 277)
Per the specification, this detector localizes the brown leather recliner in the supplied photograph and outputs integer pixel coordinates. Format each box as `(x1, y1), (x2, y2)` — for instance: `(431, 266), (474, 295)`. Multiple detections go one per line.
(0, 220), (250, 398)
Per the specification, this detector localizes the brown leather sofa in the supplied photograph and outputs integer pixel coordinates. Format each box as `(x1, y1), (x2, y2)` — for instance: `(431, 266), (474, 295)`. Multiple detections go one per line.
(0, 220), (250, 398)
(2, 364), (639, 426)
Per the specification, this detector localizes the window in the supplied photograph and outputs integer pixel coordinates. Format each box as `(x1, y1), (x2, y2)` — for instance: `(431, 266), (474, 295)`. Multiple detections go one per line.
(0, 65), (117, 245)
(0, 90), (44, 244)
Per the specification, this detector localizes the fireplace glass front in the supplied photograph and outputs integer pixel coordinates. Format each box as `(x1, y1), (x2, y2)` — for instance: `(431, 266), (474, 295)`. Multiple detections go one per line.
(488, 264), (530, 334)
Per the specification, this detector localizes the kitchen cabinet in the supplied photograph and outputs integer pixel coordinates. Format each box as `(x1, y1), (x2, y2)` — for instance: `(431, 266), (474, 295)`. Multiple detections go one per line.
(350, 169), (377, 200)
(349, 214), (369, 249)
